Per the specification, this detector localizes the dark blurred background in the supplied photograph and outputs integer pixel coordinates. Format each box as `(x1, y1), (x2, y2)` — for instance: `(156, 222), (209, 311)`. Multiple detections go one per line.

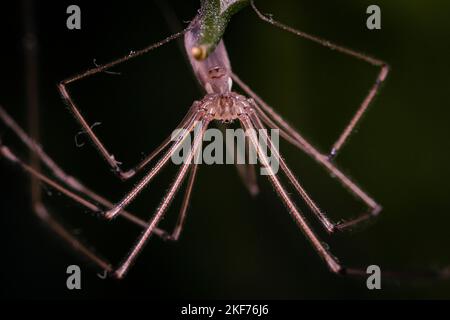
(1, 0), (450, 299)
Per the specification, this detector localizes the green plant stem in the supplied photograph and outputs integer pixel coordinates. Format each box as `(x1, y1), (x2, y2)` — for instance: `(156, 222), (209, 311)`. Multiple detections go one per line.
(195, 0), (251, 59)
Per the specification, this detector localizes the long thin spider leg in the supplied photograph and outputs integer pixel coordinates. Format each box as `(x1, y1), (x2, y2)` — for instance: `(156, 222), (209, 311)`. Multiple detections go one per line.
(0, 144), (114, 271)
(0, 141), (181, 233)
(233, 122), (450, 281)
(104, 110), (206, 219)
(0, 143), (197, 272)
(252, 111), (382, 233)
(22, 0), (41, 209)
(344, 267), (450, 281)
(237, 116), (450, 281)
(231, 74), (381, 231)
(239, 113), (342, 274)
(23, 0), (113, 267)
(0, 105), (201, 240)
(221, 123), (259, 196)
(3, 3), (108, 273)
(232, 72), (311, 150)
(248, 110), (336, 233)
(234, 145), (259, 196)
(232, 72), (339, 158)
(240, 134), (259, 196)
(61, 29), (188, 85)
(58, 28), (191, 180)
(329, 66), (388, 159)
(1, 103), (198, 195)
(1, 103), (202, 220)
(0, 106), (178, 233)
(158, 164), (199, 241)
(250, 0), (389, 159)
(114, 118), (209, 279)
(256, 102), (380, 231)
(1, 145), (99, 213)
(1, 105), (99, 195)
(0, 133), (201, 270)
(4, 119), (446, 282)
(131, 102), (201, 175)
(1, 136), (207, 272)
(34, 204), (114, 272)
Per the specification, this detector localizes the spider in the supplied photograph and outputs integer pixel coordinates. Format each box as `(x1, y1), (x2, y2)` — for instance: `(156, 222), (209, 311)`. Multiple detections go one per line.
(0, 1), (391, 279)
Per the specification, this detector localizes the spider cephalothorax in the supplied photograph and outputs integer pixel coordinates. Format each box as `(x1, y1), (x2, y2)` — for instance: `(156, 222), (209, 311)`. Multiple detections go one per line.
(199, 92), (251, 122)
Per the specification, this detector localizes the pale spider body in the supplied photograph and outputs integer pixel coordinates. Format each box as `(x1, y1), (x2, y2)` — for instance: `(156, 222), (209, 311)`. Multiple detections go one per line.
(185, 15), (233, 95)
(185, 16), (250, 122)
(12, 2), (449, 282)
(197, 92), (249, 122)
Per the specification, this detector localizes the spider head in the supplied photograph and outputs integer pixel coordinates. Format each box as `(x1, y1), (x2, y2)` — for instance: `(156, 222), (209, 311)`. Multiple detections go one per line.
(204, 66), (232, 94)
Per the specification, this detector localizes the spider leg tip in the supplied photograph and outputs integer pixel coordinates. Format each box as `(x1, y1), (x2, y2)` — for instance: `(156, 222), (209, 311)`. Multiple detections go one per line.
(327, 149), (338, 161)
(104, 208), (121, 220)
(372, 205), (383, 216)
(113, 266), (128, 280)
(249, 185), (260, 197)
(119, 169), (135, 180)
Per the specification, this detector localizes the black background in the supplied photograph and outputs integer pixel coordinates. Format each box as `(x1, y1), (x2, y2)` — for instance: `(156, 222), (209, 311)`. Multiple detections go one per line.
(1, 0), (450, 299)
